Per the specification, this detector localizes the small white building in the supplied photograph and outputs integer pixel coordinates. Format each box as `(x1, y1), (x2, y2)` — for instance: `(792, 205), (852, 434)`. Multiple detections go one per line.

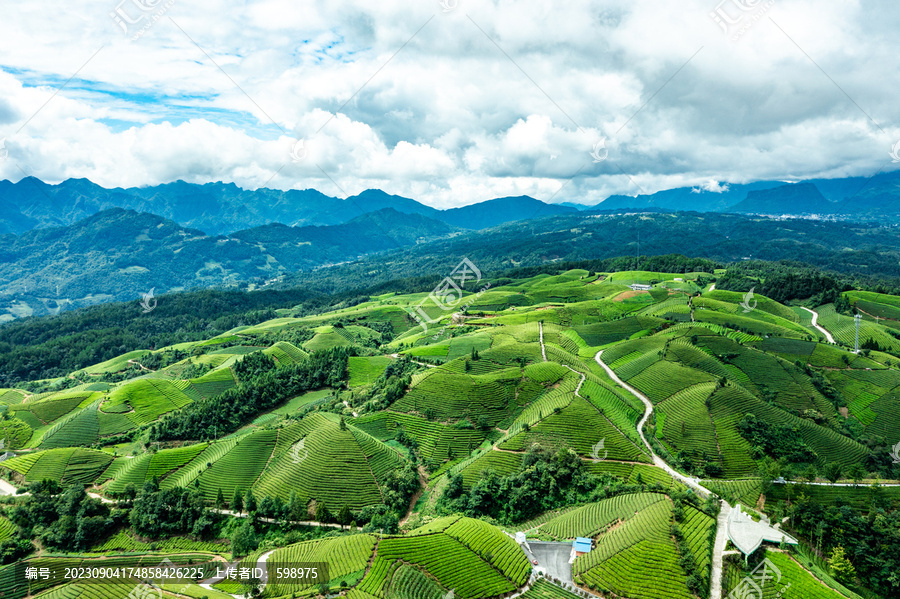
(727, 504), (798, 561)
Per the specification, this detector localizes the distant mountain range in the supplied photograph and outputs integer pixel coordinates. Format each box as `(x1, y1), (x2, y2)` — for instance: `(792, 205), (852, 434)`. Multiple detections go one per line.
(0, 207), (453, 320)
(276, 210), (900, 300)
(575, 171), (900, 218)
(729, 182), (832, 214)
(0, 178), (576, 236)
(3, 170), (899, 240)
(2, 169), (900, 321)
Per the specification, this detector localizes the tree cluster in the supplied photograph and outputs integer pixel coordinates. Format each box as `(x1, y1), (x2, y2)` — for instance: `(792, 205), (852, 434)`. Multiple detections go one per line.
(440, 446), (605, 524)
(151, 347), (351, 440)
(11, 481), (116, 552)
(129, 479), (217, 539)
(0, 284), (358, 385)
(786, 490), (899, 595)
(737, 413), (817, 463)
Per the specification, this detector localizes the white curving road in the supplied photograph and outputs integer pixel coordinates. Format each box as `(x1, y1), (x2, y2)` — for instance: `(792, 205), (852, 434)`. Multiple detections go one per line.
(0, 479), (19, 496)
(590, 347), (900, 597)
(593, 350), (709, 498)
(595, 350), (729, 597)
(539, 321), (547, 361)
(709, 500), (732, 599)
(801, 307), (835, 344)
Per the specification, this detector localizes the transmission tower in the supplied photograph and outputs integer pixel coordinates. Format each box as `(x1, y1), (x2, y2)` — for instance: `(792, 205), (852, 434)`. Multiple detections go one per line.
(854, 313), (862, 353)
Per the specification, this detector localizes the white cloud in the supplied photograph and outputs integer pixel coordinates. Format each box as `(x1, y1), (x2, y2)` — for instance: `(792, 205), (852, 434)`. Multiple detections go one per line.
(692, 180), (730, 193)
(0, 0), (898, 208)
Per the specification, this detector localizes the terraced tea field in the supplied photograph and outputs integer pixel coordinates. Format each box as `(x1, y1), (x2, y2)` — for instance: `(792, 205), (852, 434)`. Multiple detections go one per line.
(266, 533), (376, 594)
(393, 367), (525, 426)
(701, 478), (763, 507)
(573, 500), (695, 599)
(817, 304), (900, 352)
(722, 551), (851, 599)
(655, 383), (721, 463)
(253, 414), (405, 508)
(520, 578), (583, 599)
(358, 517), (530, 599)
(539, 493), (667, 539)
(4, 447), (113, 484)
(105, 443), (208, 493)
(354, 410), (487, 463)
(196, 428), (277, 500)
(499, 396), (648, 462)
(104, 379), (195, 425)
(348, 355), (393, 386)
(1, 267), (895, 599)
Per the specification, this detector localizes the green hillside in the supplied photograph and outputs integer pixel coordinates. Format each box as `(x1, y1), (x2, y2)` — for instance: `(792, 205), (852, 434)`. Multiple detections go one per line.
(1, 263), (899, 598)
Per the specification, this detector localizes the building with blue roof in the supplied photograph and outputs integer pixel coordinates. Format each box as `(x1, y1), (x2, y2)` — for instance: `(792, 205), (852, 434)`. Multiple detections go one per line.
(573, 537), (592, 556)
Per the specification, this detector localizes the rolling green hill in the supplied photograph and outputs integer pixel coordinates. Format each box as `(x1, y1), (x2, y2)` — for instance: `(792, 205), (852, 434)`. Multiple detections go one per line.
(2, 262), (899, 599)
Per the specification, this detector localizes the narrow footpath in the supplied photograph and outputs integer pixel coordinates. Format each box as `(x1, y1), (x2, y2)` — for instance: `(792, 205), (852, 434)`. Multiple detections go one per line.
(561, 365), (586, 397)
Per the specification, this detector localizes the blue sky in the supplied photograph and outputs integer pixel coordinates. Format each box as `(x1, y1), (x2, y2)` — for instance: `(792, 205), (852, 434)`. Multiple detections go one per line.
(0, 0), (898, 208)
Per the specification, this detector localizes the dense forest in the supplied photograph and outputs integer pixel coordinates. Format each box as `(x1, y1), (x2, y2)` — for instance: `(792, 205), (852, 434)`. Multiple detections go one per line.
(278, 211), (900, 294)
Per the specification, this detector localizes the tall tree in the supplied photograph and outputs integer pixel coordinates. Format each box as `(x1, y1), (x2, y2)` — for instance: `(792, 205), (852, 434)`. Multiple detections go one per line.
(338, 505), (352, 529)
(315, 502), (332, 523)
(232, 489), (244, 514)
(244, 489), (257, 515)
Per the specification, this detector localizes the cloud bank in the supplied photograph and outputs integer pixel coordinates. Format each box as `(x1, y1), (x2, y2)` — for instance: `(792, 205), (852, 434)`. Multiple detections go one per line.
(1, 0), (898, 208)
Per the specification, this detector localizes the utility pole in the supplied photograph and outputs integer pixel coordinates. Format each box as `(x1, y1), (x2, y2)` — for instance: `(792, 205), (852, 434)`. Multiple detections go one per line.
(633, 232), (640, 286)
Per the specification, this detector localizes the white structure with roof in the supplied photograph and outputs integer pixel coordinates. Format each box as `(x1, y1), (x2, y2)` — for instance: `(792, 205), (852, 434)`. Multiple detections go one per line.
(726, 504), (798, 561)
